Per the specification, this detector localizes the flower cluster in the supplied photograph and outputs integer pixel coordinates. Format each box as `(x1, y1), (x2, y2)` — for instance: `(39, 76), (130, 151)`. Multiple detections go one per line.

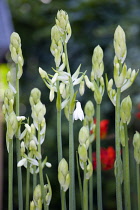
(92, 146), (116, 171)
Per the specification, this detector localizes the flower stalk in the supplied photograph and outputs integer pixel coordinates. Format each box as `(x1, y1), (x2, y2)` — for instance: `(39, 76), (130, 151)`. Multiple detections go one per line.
(115, 87), (123, 210)
(25, 161), (30, 210)
(16, 71), (23, 210)
(8, 139), (13, 210)
(96, 103), (103, 210)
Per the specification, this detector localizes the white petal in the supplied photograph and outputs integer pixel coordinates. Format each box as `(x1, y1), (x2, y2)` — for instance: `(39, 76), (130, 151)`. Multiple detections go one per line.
(17, 158), (27, 167)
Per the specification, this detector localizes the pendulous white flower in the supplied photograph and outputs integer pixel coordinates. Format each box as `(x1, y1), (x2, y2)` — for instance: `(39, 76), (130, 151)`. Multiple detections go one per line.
(73, 101), (84, 121)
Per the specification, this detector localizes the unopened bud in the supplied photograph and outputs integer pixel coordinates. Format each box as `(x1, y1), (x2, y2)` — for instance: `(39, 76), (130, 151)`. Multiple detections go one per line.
(58, 158), (70, 192)
(120, 95), (132, 124)
(78, 144), (88, 162)
(114, 25), (127, 63)
(133, 131), (140, 164)
(92, 45), (104, 79)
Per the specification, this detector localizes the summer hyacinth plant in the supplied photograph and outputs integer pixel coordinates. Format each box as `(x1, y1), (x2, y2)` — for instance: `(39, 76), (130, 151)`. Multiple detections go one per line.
(2, 9), (140, 210)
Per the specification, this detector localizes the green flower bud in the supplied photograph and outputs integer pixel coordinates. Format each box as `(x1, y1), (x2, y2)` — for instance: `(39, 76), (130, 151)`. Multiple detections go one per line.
(30, 201), (35, 210)
(114, 62), (127, 88)
(78, 144), (88, 163)
(120, 95), (132, 124)
(7, 111), (18, 139)
(30, 88), (41, 106)
(120, 121), (125, 147)
(36, 198), (42, 210)
(93, 81), (102, 104)
(133, 132), (140, 164)
(32, 101), (46, 126)
(33, 185), (42, 205)
(49, 87), (55, 102)
(84, 75), (94, 90)
(79, 126), (89, 148)
(51, 25), (62, 42)
(20, 141), (25, 156)
(86, 159), (93, 180)
(84, 101), (94, 120)
(114, 25), (127, 63)
(29, 140), (37, 151)
(56, 10), (71, 43)
(79, 80), (85, 96)
(92, 45), (104, 80)
(9, 32), (24, 78)
(39, 67), (48, 79)
(44, 175), (52, 205)
(58, 158), (70, 192)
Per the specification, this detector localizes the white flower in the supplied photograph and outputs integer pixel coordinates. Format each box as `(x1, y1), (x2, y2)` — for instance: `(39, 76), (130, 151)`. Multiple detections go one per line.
(73, 102), (84, 121)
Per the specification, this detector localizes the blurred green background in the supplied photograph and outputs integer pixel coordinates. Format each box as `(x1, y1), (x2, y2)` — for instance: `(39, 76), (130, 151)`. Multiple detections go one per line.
(2, 0), (140, 209)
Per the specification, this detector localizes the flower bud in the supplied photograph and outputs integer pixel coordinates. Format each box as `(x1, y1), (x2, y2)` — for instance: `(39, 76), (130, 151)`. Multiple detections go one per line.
(120, 121), (125, 147)
(133, 131), (140, 164)
(32, 101), (46, 125)
(30, 88), (41, 106)
(84, 100), (94, 119)
(120, 95), (132, 124)
(79, 80), (85, 96)
(79, 126), (89, 148)
(49, 87), (55, 102)
(20, 141), (25, 156)
(33, 185), (42, 205)
(86, 159), (93, 179)
(92, 45), (104, 80)
(58, 158), (70, 192)
(29, 140), (37, 151)
(78, 144), (88, 163)
(107, 79), (113, 92)
(7, 111), (18, 139)
(114, 25), (127, 63)
(84, 75), (94, 90)
(30, 201), (35, 210)
(39, 67), (48, 79)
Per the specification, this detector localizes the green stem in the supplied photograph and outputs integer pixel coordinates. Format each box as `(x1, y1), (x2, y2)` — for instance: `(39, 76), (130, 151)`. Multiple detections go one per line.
(137, 164), (140, 210)
(57, 110), (63, 163)
(33, 165), (37, 191)
(76, 152), (83, 210)
(69, 113), (75, 210)
(123, 123), (131, 210)
(83, 162), (88, 210)
(89, 143), (93, 210)
(96, 103), (102, 210)
(64, 42), (70, 74)
(62, 190), (66, 210)
(115, 88), (123, 210)
(64, 39), (75, 210)
(25, 162), (30, 210)
(16, 75), (23, 210)
(38, 125), (47, 210)
(8, 139), (13, 210)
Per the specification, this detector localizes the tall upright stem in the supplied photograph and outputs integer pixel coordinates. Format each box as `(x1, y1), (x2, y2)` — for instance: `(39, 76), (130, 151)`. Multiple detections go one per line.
(16, 75), (23, 210)
(33, 165), (37, 191)
(137, 164), (140, 210)
(69, 113), (75, 210)
(123, 123), (131, 210)
(83, 162), (88, 210)
(96, 103), (103, 210)
(89, 143), (93, 210)
(38, 125), (47, 210)
(64, 42), (75, 210)
(57, 110), (62, 163)
(8, 139), (13, 210)
(25, 162), (30, 210)
(115, 87), (123, 210)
